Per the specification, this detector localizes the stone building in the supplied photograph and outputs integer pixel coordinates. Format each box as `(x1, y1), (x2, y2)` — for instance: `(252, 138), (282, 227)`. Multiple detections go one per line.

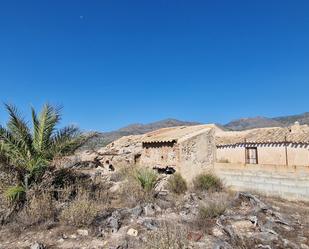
(214, 122), (309, 200)
(216, 122), (309, 166)
(139, 125), (219, 181)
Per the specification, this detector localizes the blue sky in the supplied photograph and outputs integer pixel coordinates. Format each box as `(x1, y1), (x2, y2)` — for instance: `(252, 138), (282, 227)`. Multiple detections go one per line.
(0, 0), (309, 131)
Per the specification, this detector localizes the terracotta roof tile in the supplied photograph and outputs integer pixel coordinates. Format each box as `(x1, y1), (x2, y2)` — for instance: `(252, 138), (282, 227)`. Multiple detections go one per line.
(216, 127), (309, 146)
(142, 124), (216, 143)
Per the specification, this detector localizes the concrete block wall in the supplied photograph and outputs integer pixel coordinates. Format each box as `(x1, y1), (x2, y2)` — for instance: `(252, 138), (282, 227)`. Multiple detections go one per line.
(214, 163), (309, 201)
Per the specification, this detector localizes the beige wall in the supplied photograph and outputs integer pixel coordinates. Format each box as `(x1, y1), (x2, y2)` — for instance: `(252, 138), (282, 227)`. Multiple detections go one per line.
(217, 144), (309, 166)
(216, 146), (245, 164)
(214, 162), (309, 201)
(179, 129), (215, 181)
(287, 144), (309, 166)
(140, 143), (179, 168)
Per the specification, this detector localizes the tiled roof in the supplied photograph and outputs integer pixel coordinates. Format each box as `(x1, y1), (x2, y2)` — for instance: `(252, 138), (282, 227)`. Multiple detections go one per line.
(142, 124), (217, 143)
(216, 127), (309, 146)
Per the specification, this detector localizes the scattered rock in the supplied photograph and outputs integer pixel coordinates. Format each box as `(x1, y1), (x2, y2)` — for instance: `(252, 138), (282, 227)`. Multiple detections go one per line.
(141, 218), (159, 230)
(70, 234), (77, 239)
(130, 205), (143, 218)
(143, 203), (161, 216)
(127, 228), (138, 237)
(30, 242), (45, 249)
(212, 227), (224, 237)
(77, 229), (89, 236)
(187, 231), (204, 242)
(143, 203), (156, 216)
(107, 211), (121, 232)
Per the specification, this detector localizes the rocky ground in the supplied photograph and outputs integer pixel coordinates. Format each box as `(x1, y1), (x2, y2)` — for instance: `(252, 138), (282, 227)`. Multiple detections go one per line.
(0, 157), (308, 249)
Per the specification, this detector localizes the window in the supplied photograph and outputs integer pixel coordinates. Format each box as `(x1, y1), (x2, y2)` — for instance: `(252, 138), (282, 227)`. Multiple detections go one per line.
(246, 147), (258, 164)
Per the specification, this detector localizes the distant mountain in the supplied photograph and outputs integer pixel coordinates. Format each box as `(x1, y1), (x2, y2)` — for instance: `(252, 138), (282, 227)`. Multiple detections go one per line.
(224, 116), (283, 131)
(80, 113), (309, 150)
(223, 112), (309, 131)
(273, 112), (309, 126)
(81, 119), (201, 150)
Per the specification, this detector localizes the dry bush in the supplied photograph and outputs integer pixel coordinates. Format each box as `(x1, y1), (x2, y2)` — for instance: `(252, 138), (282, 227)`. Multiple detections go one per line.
(196, 192), (230, 231)
(193, 172), (223, 192)
(199, 200), (227, 219)
(117, 163), (137, 179)
(17, 191), (56, 226)
(167, 173), (187, 194)
(142, 221), (189, 249)
(119, 177), (154, 208)
(118, 166), (158, 208)
(60, 189), (100, 227)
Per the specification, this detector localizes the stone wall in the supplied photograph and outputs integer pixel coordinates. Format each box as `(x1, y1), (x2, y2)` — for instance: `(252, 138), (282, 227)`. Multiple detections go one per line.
(214, 162), (309, 201)
(140, 142), (179, 168)
(179, 129), (215, 182)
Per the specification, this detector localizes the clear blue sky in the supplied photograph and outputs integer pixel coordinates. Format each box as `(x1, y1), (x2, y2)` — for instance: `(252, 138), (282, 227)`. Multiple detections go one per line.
(0, 0), (309, 131)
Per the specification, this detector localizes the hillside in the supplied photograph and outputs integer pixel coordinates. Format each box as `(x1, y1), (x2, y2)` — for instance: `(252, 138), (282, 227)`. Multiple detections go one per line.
(224, 116), (283, 131)
(224, 112), (309, 131)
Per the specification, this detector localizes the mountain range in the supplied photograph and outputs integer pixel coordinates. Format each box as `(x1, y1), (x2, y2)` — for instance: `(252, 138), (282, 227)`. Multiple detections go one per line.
(81, 112), (309, 149)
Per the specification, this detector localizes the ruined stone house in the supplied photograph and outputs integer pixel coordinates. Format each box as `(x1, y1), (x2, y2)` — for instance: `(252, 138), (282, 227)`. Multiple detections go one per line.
(138, 125), (220, 181)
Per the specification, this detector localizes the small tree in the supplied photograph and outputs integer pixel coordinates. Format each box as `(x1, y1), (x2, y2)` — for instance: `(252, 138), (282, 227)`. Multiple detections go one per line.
(0, 104), (84, 202)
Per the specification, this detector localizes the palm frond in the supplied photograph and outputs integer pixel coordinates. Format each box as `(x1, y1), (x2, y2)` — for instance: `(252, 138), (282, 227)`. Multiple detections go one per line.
(33, 104), (62, 153)
(5, 103), (34, 157)
(0, 126), (29, 167)
(50, 125), (83, 156)
(5, 185), (25, 202)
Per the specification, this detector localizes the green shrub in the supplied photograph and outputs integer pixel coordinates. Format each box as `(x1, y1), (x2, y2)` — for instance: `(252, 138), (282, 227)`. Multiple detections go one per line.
(167, 173), (187, 194)
(135, 168), (158, 192)
(193, 173), (223, 192)
(5, 185), (25, 202)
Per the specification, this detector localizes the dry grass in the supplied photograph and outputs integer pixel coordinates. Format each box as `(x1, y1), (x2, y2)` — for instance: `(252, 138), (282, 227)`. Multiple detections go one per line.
(195, 192), (231, 232)
(16, 191), (56, 226)
(167, 173), (187, 195)
(193, 172), (223, 192)
(117, 166), (158, 208)
(59, 189), (100, 227)
(142, 221), (189, 249)
(119, 177), (154, 208)
(199, 201), (227, 219)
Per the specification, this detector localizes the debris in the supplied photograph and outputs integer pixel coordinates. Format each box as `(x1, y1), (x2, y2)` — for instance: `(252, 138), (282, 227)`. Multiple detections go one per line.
(77, 229), (89, 236)
(30, 242), (45, 249)
(127, 228), (138, 237)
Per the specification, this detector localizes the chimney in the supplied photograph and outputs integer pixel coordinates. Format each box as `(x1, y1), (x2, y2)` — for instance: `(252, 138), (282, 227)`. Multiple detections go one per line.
(290, 121), (301, 133)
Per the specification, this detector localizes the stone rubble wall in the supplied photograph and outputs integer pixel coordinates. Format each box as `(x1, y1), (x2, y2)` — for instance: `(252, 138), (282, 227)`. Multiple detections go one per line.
(178, 129), (216, 182)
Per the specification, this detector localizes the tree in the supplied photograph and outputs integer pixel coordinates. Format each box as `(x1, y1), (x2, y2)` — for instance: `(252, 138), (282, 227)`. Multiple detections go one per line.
(0, 104), (84, 202)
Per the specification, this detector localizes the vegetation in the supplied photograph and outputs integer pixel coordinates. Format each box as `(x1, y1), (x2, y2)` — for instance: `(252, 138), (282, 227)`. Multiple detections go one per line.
(143, 222), (189, 249)
(198, 200), (227, 219)
(0, 104), (84, 202)
(17, 191), (55, 226)
(4, 185), (26, 203)
(60, 191), (99, 227)
(135, 168), (158, 192)
(193, 173), (223, 192)
(167, 173), (187, 194)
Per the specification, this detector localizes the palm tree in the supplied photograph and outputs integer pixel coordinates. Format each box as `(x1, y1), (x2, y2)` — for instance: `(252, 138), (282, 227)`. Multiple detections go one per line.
(0, 104), (84, 201)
